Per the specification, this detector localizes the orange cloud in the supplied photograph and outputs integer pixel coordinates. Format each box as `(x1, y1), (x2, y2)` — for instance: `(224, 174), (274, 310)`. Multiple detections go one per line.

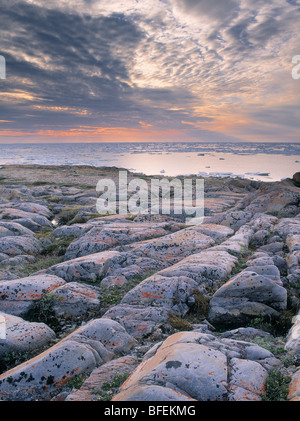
(0, 126), (184, 143)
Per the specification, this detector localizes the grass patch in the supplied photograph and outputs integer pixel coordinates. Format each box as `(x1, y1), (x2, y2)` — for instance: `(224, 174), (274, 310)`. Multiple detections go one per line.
(42, 236), (76, 256)
(168, 313), (193, 331)
(15, 254), (63, 277)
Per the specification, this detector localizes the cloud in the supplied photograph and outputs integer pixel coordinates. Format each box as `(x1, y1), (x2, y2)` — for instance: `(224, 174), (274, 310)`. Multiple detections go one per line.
(0, 0), (299, 142)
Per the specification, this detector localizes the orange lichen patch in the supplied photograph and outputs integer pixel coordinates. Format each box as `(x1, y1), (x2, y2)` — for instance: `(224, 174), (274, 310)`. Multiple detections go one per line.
(140, 290), (165, 300)
(288, 370), (300, 400)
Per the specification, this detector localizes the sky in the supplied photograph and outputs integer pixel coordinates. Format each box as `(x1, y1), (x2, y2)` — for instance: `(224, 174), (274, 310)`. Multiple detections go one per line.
(0, 0), (300, 144)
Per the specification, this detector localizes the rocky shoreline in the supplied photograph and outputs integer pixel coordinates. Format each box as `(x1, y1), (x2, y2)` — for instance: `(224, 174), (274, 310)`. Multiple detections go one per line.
(0, 165), (300, 401)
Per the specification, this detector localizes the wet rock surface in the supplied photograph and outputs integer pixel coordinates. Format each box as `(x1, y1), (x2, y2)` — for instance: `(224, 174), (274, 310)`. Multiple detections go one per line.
(0, 168), (299, 401)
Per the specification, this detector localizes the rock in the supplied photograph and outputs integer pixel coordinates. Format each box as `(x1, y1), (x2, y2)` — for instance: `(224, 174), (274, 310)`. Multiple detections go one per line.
(246, 253), (274, 267)
(189, 224), (234, 241)
(103, 304), (170, 338)
(208, 270), (287, 327)
(248, 213), (278, 231)
(0, 236), (43, 257)
(0, 311), (56, 359)
(275, 218), (300, 239)
(159, 249), (237, 288)
(64, 222), (177, 260)
(288, 369), (300, 401)
(228, 358), (268, 401)
(12, 202), (53, 219)
(65, 356), (138, 401)
(250, 229), (270, 247)
(242, 185), (300, 214)
(293, 172), (300, 188)
(1, 254), (36, 267)
(52, 223), (93, 238)
(44, 250), (121, 283)
(102, 252), (169, 281)
(112, 331), (279, 401)
(210, 225), (254, 256)
(285, 314), (300, 361)
(0, 275), (66, 317)
(220, 210), (253, 231)
(0, 221), (35, 237)
(112, 385), (197, 401)
(0, 318), (136, 401)
(9, 218), (42, 232)
(257, 242), (283, 254)
(121, 274), (204, 317)
(243, 265), (281, 281)
(0, 208), (52, 229)
(286, 235), (300, 252)
(126, 228), (215, 264)
(50, 282), (101, 319)
(220, 327), (273, 341)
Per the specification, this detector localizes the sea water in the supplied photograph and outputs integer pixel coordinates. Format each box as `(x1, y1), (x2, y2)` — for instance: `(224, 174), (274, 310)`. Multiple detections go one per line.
(0, 142), (299, 182)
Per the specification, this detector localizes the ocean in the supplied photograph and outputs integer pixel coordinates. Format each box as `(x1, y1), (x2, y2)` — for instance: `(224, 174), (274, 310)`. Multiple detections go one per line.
(0, 142), (299, 182)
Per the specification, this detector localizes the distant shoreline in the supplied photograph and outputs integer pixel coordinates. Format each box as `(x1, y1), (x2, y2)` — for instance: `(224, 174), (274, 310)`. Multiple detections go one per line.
(0, 163), (294, 189)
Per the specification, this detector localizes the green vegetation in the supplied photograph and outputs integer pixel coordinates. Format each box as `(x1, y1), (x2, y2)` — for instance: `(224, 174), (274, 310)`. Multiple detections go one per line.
(13, 254), (63, 278)
(262, 369), (291, 401)
(168, 313), (193, 331)
(95, 373), (130, 401)
(0, 351), (30, 374)
(42, 236), (76, 256)
(102, 373), (130, 391)
(66, 374), (86, 390)
(33, 292), (63, 323)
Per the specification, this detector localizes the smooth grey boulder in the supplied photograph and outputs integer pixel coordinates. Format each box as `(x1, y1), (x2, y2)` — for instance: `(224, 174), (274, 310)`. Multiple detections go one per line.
(44, 250), (121, 283)
(0, 275), (66, 317)
(0, 236), (43, 257)
(208, 270), (287, 327)
(0, 221), (35, 237)
(103, 304), (170, 338)
(0, 311), (56, 359)
(50, 282), (101, 319)
(0, 318), (136, 401)
(121, 274), (204, 317)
